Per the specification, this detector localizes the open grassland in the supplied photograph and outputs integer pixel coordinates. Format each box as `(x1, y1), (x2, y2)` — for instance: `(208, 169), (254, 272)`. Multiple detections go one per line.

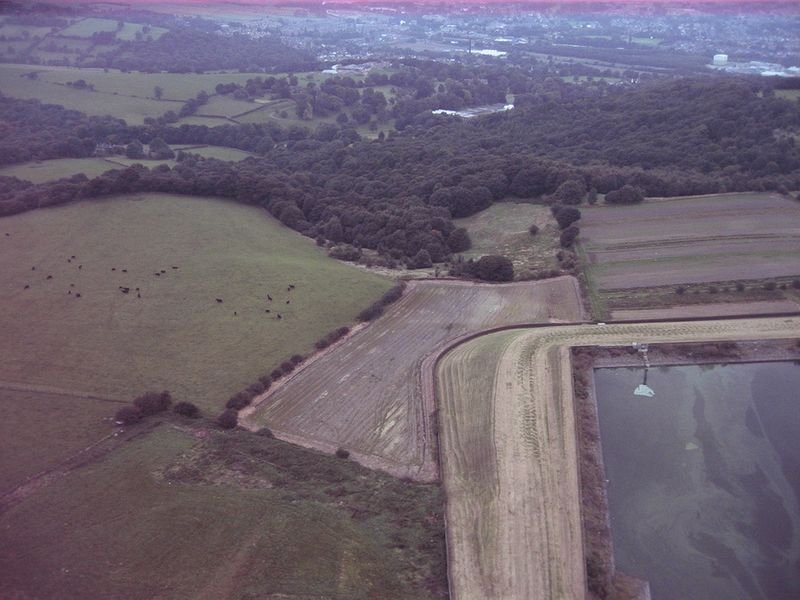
(455, 202), (560, 277)
(56, 18), (167, 41)
(0, 425), (446, 599)
(243, 277), (584, 480)
(580, 193), (800, 291)
(0, 387), (117, 494)
(0, 193), (390, 412)
(436, 315), (800, 600)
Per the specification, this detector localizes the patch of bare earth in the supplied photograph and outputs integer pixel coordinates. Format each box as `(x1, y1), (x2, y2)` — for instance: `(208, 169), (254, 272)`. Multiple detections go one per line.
(611, 299), (800, 320)
(240, 277), (585, 480)
(580, 193), (800, 290)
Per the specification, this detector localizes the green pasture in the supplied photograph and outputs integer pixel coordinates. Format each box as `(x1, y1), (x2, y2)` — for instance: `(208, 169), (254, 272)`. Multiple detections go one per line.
(0, 387), (116, 495)
(58, 18), (120, 38)
(0, 425), (444, 599)
(0, 158), (125, 184)
(455, 202), (560, 278)
(0, 193), (391, 412)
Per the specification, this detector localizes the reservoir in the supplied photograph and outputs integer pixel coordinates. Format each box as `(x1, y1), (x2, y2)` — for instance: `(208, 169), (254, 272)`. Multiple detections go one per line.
(594, 361), (800, 599)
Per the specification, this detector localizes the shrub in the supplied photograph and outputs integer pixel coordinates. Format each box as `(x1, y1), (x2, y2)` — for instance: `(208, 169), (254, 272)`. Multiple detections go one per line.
(258, 375), (272, 389)
(528, 223), (539, 236)
(271, 368), (283, 381)
(381, 283), (406, 306)
(605, 184), (644, 205)
(114, 405), (142, 425)
(335, 447), (350, 459)
(553, 206), (582, 230)
(410, 248), (433, 269)
(280, 361), (295, 374)
(258, 428), (274, 438)
(675, 286), (686, 295)
(217, 408), (238, 429)
(328, 244), (361, 261)
(763, 281), (777, 291)
(475, 255), (514, 282)
(290, 354), (304, 365)
(358, 303), (384, 322)
(133, 390), (171, 416)
(708, 286), (719, 294)
(226, 392), (252, 410)
(793, 279), (800, 290)
(315, 338), (330, 350)
(247, 381), (265, 395)
(735, 282), (745, 292)
(173, 401), (199, 418)
(559, 225), (580, 248)
(447, 227), (471, 252)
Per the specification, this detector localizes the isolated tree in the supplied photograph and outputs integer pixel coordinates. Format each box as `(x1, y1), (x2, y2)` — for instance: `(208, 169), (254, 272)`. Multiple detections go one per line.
(605, 184), (644, 205)
(411, 248), (433, 269)
(148, 137), (174, 160)
(559, 225), (580, 248)
(528, 223), (539, 236)
(154, 85), (163, 99)
(173, 401), (199, 418)
(115, 405), (142, 425)
(447, 227), (471, 253)
(217, 408), (238, 429)
(133, 390), (172, 416)
(475, 255), (514, 282)
(552, 206), (582, 230)
(125, 140), (144, 159)
(552, 178), (586, 205)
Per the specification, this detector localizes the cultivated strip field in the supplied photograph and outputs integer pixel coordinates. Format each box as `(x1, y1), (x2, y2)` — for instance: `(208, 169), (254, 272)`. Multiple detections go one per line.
(436, 315), (800, 600)
(580, 193), (800, 290)
(242, 277), (584, 480)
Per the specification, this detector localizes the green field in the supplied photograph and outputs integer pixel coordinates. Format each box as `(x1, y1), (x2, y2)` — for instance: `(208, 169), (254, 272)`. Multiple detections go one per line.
(455, 202), (561, 278)
(0, 193), (391, 412)
(0, 387), (116, 494)
(0, 157), (126, 183)
(0, 424), (445, 599)
(56, 18), (166, 41)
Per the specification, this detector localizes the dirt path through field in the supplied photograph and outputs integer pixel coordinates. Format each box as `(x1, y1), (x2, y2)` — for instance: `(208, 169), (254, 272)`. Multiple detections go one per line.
(437, 316), (800, 600)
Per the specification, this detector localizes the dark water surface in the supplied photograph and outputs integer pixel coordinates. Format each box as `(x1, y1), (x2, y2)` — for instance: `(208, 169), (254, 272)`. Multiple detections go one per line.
(594, 362), (800, 600)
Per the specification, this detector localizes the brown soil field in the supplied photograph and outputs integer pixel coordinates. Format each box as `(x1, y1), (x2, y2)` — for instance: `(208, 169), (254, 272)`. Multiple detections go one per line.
(611, 298), (800, 320)
(240, 277), (585, 480)
(580, 193), (800, 290)
(436, 316), (800, 600)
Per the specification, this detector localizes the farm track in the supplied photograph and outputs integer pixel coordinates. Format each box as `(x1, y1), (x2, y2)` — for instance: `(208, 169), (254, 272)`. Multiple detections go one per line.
(240, 277), (585, 480)
(436, 315), (800, 600)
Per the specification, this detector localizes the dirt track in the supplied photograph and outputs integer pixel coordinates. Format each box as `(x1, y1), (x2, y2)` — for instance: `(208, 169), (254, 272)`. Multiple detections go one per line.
(436, 316), (800, 600)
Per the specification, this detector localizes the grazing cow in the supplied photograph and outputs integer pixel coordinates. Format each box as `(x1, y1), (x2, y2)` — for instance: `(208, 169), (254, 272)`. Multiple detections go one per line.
(154, 272), (160, 276)
(46, 275), (53, 280)
(267, 295), (272, 301)
(234, 311), (238, 316)
(216, 298), (223, 303)
(76, 293), (81, 298)
(71, 255), (75, 259)
(111, 268), (116, 271)
(5, 233), (9, 236)
(31, 266), (35, 271)
(122, 269), (127, 273)
(286, 299), (290, 304)
(160, 269), (166, 274)
(68, 290), (71, 295)
(78, 265), (82, 269)
(135, 287), (139, 291)
(137, 293), (141, 298)
(70, 283), (75, 287)
(265, 309), (270, 313)
(276, 314), (282, 319)
(23, 284), (29, 289)
(67, 259), (71, 263)
(171, 266), (178, 269)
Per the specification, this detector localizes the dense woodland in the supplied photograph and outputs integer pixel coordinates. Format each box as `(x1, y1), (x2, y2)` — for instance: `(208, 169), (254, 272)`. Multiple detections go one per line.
(1, 59), (799, 267)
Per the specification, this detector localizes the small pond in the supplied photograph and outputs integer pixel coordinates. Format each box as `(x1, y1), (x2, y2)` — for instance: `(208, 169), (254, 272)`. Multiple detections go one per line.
(594, 361), (800, 599)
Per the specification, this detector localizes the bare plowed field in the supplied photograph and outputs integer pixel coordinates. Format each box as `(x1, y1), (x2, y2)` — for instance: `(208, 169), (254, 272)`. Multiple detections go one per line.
(242, 277), (584, 480)
(580, 193), (800, 290)
(437, 316), (800, 600)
